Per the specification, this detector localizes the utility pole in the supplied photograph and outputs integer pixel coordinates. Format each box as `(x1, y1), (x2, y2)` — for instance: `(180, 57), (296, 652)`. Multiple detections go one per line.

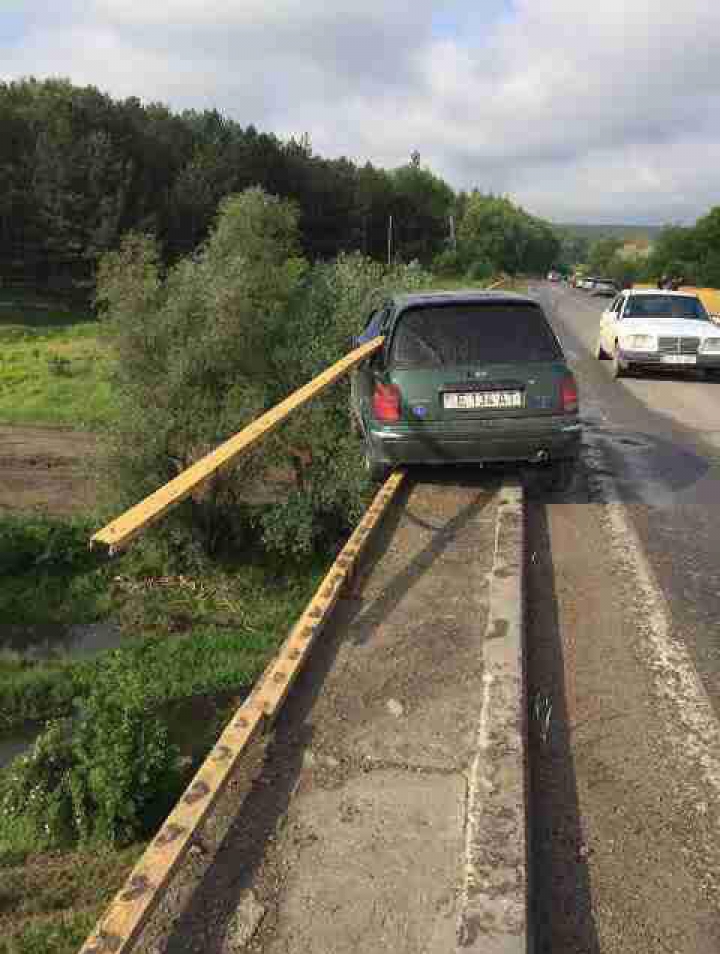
(387, 215), (393, 266)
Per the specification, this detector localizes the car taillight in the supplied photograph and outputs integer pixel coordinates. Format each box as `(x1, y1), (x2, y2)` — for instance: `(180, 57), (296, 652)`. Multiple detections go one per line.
(373, 382), (401, 422)
(561, 376), (579, 413)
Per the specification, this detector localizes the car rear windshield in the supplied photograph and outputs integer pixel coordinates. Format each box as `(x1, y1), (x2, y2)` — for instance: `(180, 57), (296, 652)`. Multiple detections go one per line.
(625, 295), (708, 320)
(391, 303), (562, 367)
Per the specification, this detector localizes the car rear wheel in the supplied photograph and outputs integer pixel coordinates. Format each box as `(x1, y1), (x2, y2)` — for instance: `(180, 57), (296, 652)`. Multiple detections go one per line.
(364, 441), (391, 484)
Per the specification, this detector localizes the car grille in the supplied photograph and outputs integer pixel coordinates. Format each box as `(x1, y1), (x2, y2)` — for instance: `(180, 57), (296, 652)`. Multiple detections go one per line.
(658, 336), (700, 355)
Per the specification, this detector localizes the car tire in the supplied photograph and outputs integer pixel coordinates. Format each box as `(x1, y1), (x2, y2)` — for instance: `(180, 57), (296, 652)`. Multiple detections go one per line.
(544, 458), (577, 493)
(612, 344), (625, 379)
(364, 441), (391, 484)
(701, 368), (720, 381)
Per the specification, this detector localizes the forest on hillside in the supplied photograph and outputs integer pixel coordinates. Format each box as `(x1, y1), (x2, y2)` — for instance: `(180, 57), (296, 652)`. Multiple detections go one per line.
(0, 78), (561, 292)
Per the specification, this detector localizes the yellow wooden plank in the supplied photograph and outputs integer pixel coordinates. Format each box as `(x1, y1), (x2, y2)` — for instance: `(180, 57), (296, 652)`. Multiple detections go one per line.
(78, 469), (405, 954)
(91, 337), (385, 554)
(681, 286), (720, 317)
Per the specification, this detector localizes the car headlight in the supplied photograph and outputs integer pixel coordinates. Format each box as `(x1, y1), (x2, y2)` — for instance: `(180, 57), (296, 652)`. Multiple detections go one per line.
(621, 334), (657, 351)
(700, 337), (720, 354)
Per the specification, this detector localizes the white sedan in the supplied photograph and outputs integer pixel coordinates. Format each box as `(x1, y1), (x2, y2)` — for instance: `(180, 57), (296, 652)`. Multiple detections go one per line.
(595, 290), (720, 379)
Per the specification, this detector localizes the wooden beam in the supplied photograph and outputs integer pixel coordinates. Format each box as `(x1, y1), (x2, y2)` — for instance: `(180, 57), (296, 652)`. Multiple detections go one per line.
(91, 337), (385, 554)
(78, 470), (405, 954)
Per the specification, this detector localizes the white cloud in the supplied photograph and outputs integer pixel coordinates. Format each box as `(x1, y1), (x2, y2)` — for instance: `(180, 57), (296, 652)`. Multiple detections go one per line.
(3, 0), (720, 223)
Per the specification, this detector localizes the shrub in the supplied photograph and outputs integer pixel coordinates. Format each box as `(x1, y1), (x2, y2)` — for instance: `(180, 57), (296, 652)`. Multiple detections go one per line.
(96, 190), (433, 562)
(1, 655), (180, 848)
(432, 248), (461, 275)
(1, 720), (77, 847)
(465, 259), (494, 282)
(70, 653), (180, 844)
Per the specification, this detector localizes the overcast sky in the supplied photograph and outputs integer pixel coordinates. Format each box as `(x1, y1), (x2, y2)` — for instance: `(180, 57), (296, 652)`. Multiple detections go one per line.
(2, 0), (719, 225)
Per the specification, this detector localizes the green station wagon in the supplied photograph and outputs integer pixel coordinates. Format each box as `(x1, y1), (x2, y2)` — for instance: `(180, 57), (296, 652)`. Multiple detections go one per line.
(350, 290), (581, 487)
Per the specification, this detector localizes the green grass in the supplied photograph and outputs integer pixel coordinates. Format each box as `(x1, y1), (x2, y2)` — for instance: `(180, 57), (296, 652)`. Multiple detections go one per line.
(0, 323), (112, 427)
(0, 843), (142, 954)
(0, 909), (102, 954)
(0, 511), (326, 729)
(0, 291), (111, 427)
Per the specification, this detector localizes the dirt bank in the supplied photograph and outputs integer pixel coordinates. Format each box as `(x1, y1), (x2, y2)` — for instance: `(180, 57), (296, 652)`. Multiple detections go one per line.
(0, 425), (97, 514)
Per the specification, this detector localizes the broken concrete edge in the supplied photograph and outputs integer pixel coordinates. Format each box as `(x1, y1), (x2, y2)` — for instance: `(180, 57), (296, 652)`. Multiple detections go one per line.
(458, 478), (529, 953)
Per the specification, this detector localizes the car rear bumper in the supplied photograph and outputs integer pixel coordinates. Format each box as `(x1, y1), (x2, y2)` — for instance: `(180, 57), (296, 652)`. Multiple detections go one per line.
(367, 416), (581, 466)
(618, 350), (720, 369)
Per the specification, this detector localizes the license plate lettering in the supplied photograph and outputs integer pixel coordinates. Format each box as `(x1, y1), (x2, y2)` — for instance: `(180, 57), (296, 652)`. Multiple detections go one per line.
(661, 354), (696, 365)
(443, 390), (524, 410)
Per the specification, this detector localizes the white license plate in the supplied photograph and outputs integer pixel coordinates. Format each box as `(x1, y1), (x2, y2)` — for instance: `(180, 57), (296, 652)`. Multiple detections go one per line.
(443, 390), (524, 410)
(661, 354), (696, 365)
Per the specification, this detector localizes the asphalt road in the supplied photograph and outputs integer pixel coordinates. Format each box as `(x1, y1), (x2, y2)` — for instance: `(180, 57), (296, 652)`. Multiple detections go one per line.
(525, 281), (720, 952)
(537, 281), (720, 717)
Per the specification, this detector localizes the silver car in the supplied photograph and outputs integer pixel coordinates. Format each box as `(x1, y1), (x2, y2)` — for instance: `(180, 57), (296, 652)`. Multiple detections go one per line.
(590, 280), (617, 297)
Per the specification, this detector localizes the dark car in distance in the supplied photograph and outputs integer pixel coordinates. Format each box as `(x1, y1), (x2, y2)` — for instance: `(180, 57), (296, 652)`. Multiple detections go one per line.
(350, 290), (581, 488)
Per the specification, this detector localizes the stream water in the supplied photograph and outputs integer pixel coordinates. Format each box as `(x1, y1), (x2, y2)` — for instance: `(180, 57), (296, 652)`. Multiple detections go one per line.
(0, 621), (124, 660)
(0, 621), (125, 771)
(0, 617), (246, 772)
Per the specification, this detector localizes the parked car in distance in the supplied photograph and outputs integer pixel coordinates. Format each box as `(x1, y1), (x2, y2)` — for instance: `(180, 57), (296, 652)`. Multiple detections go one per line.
(547, 270), (561, 282)
(350, 290), (581, 488)
(596, 290), (720, 379)
(590, 279), (617, 297)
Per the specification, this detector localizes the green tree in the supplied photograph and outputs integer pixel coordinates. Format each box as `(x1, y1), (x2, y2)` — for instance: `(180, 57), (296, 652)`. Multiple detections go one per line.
(645, 225), (699, 283)
(692, 208), (720, 286)
(389, 162), (455, 264)
(457, 192), (558, 275)
(587, 237), (623, 275)
(96, 188), (305, 557)
(96, 188), (433, 560)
